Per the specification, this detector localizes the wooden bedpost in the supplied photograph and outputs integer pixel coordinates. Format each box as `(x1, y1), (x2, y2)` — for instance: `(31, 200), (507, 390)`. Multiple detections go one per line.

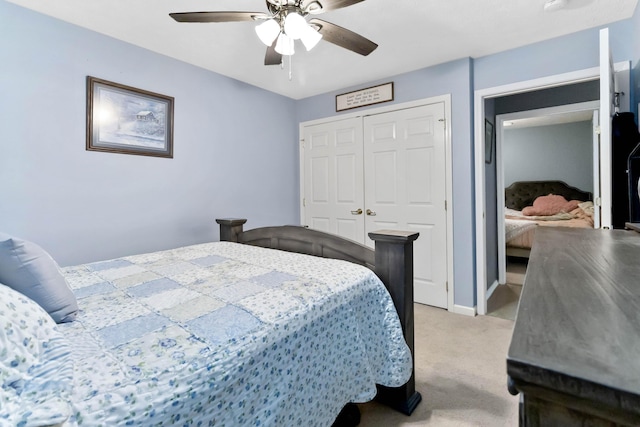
(369, 230), (421, 416)
(216, 218), (247, 243)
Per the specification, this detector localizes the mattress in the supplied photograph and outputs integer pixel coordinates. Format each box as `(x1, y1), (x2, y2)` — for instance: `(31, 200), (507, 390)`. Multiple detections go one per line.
(505, 204), (594, 250)
(5, 242), (412, 426)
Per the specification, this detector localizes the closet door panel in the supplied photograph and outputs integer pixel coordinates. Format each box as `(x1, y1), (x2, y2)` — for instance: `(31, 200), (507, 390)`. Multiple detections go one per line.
(310, 156), (330, 203)
(364, 103), (448, 308)
(407, 147), (432, 204)
(303, 118), (364, 243)
(372, 150), (398, 203)
(302, 101), (449, 309)
(336, 154), (358, 202)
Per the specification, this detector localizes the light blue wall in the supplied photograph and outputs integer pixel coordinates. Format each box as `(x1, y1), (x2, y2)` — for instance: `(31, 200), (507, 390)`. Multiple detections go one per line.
(503, 122), (594, 192)
(0, 1), (299, 266)
(475, 20), (634, 91)
(295, 59), (477, 309)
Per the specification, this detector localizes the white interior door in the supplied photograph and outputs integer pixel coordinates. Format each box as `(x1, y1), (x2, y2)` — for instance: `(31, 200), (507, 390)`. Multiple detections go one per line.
(302, 118), (364, 242)
(364, 104), (448, 308)
(599, 27), (614, 229)
(592, 110), (602, 229)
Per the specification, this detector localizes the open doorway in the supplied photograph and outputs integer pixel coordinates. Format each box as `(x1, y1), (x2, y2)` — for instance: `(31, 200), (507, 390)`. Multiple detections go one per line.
(487, 103), (599, 319)
(497, 102), (599, 280)
(474, 56), (631, 316)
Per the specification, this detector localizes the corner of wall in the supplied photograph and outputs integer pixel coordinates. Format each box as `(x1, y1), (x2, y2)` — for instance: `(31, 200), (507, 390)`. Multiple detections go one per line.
(452, 304), (477, 317)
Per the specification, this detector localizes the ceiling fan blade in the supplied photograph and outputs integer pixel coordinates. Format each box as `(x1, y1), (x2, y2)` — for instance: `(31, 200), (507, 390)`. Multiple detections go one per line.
(264, 40), (283, 66)
(301, 0), (365, 14)
(169, 12), (269, 23)
(308, 19), (377, 56)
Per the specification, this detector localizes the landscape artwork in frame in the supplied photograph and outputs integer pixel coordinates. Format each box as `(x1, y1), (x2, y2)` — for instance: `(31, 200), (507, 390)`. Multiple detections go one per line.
(86, 77), (174, 158)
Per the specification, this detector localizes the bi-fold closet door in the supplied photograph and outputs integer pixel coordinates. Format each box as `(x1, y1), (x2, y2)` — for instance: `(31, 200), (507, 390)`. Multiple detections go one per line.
(302, 103), (448, 308)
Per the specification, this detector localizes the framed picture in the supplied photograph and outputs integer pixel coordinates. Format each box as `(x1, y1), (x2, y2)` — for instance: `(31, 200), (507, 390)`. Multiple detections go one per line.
(86, 76), (174, 158)
(484, 119), (494, 164)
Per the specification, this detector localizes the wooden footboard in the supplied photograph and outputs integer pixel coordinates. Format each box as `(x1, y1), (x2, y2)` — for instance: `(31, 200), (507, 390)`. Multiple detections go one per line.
(216, 218), (421, 416)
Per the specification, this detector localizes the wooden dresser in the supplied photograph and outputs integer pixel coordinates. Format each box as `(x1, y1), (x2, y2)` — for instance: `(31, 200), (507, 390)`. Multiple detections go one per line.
(507, 227), (640, 426)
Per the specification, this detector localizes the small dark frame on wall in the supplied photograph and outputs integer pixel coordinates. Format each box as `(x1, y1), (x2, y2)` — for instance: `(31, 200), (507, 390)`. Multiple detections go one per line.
(86, 76), (174, 158)
(485, 119), (494, 164)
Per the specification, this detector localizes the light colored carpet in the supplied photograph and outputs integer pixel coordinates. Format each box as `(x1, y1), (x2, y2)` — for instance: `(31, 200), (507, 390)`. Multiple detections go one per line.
(486, 284), (522, 321)
(357, 304), (519, 426)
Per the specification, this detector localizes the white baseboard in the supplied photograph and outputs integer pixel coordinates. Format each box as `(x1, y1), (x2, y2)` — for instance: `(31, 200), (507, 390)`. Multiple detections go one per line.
(451, 304), (476, 317)
(486, 280), (500, 300)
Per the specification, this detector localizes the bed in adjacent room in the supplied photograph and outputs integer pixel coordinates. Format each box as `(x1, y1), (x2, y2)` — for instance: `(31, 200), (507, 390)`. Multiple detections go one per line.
(504, 180), (594, 258)
(0, 220), (417, 427)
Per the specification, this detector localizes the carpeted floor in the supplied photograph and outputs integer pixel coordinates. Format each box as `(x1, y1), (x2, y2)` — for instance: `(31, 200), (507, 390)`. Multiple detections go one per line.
(486, 284), (522, 321)
(357, 304), (519, 426)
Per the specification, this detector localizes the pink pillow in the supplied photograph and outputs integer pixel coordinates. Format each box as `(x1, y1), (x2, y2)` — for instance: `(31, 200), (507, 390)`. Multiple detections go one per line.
(522, 194), (580, 216)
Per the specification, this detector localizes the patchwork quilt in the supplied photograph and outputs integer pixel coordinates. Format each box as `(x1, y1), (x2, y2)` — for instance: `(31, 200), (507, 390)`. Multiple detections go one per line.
(18, 242), (411, 426)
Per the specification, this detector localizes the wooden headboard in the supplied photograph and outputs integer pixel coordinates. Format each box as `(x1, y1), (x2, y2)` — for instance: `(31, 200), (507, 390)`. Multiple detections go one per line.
(505, 180), (593, 211)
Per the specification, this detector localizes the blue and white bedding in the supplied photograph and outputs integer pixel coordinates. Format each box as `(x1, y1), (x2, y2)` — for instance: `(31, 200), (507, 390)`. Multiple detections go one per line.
(2, 241), (412, 426)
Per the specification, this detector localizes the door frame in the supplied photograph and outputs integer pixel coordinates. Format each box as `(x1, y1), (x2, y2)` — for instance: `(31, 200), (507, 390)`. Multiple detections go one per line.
(299, 94), (455, 312)
(474, 62), (630, 315)
(495, 101), (600, 285)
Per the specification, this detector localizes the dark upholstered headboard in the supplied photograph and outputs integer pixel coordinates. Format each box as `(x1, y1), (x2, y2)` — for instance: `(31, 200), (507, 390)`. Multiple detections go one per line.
(505, 180), (593, 211)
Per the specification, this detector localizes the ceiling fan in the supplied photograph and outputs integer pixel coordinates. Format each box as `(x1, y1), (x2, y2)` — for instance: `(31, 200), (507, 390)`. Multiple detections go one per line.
(169, 0), (378, 66)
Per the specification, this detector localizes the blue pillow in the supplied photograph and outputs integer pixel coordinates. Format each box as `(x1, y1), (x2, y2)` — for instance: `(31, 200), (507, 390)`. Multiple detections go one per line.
(0, 233), (78, 323)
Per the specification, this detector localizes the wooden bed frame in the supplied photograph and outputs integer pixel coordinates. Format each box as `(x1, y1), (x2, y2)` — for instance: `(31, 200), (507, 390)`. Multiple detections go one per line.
(216, 218), (421, 423)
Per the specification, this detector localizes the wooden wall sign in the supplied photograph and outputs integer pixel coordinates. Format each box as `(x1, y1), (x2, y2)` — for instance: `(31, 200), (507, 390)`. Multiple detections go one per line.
(336, 82), (394, 112)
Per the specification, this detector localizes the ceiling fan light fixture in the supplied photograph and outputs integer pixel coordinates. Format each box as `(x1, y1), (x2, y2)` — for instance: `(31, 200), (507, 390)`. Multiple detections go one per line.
(304, 1), (324, 15)
(300, 26), (322, 51)
(283, 12), (308, 40)
(275, 32), (295, 56)
(255, 18), (281, 46)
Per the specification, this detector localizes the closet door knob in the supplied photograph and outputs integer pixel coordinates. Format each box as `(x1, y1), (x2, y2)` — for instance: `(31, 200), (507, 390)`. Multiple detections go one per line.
(366, 209), (376, 216)
(351, 209), (363, 215)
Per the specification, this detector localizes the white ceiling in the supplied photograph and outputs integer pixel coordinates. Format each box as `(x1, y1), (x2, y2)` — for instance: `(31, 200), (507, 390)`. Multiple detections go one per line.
(6, 0), (638, 100)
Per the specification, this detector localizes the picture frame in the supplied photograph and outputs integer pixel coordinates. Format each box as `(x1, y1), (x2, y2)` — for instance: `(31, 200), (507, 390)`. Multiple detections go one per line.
(86, 76), (174, 158)
(485, 119), (494, 164)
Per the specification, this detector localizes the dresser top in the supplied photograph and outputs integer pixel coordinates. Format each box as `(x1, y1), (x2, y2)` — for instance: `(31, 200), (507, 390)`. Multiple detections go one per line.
(508, 227), (640, 399)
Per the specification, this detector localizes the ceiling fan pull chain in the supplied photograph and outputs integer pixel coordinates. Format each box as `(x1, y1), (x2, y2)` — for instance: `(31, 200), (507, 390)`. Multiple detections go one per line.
(289, 55), (293, 81)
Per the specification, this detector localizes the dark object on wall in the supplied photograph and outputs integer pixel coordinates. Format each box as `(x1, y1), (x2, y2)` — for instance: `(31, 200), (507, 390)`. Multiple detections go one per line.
(629, 142), (640, 223)
(485, 119), (494, 164)
(86, 76), (174, 158)
(611, 112), (640, 228)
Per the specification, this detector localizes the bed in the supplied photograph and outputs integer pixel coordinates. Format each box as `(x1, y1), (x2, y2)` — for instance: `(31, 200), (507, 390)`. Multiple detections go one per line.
(504, 181), (594, 258)
(0, 219), (419, 427)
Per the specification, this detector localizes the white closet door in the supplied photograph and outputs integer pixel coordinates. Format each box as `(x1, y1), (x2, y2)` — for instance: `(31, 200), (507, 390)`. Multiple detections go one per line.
(364, 103), (448, 308)
(303, 118), (365, 243)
